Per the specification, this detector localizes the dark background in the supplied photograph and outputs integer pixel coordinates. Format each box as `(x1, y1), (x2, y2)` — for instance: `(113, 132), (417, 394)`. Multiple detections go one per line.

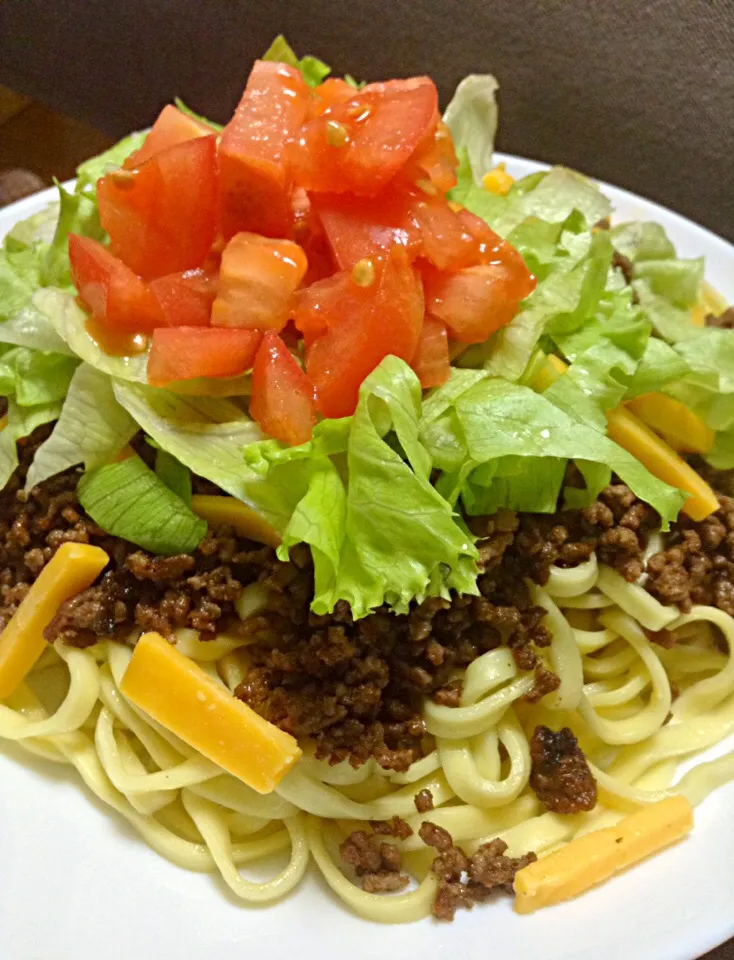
(0, 0), (732, 241)
(0, 2), (732, 957)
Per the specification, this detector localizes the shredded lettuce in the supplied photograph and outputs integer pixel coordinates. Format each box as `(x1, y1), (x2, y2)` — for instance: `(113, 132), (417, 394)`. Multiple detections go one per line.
(25, 364), (137, 491)
(111, 380), (269, 511)
(33, 288), (149, 381)
(78, 454), (206, 554)
(443, 75), (499, 182)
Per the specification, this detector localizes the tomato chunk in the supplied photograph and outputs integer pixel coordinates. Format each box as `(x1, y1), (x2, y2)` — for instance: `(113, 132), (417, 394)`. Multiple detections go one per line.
(125, 105), (214, 169)
(423, 258), (535, 344)
(286, 77), (439, 196)
(307, 78), (354, 119)
(402, 119), (458, 194)
(300, 247), (424, 418)
(310, 190), (421, 269)
(98, 136), (218, 280)
(412, 195), (482, 270)
(219, 61), (310, 240)
(250, 331), (317, 446)
(69, 234), (163, 331)
(211, 232), (307, 331)
(411, 316), (450, 388)
(149, 269), (217, 327)
(147, 327), (262, 385)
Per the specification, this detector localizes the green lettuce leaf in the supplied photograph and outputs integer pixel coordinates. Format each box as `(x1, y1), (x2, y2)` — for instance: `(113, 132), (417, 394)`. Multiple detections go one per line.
(111, 380), (270, 512)
(0, 399), (62, 490)
(42, 182), (104, 289)
(610, 221), (676, 262)
(443, 74), (499, 181)
(33, 288), (149, 381)
(78, 454), (206, 554)
(174, 98), (223, 132)
(633, 281), (702, 343)
(249, 357), (478, 618)
(420, 376), (685, 528)
(155, 448), (192, 505)
(633, 257), (703, 309)
(25, 364), (137, 491)
(0, 346), (77, 407)
(623, 337), (691, 398)
(262, 35), (331, 87)
(75, 131), (148, 192)
(0, 299), (72, 354)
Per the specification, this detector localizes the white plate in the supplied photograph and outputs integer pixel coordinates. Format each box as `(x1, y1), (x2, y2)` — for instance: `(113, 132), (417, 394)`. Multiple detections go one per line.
(0, 156), (733, 960)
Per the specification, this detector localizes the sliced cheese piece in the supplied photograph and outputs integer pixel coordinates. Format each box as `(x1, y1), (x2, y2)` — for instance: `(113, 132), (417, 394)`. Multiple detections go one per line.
(530, 354), (718, 521)
(120, 631), (301, 793)
(514, 795), (693, 913)
(0, 542), (109, 699)
(605, 406), (718, 521)
(625, 393), (714, 455)
(0, 414), (8, 432)
(190, 494), (281, 549)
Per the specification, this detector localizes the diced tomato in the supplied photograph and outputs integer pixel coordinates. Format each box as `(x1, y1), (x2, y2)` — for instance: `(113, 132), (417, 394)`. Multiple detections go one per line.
(411, 316), (450, 388)
(219, 61), (310, 240)
(292, 189), (335, 284)
(301, 247), (424, 418)
(210, 232), (307, 331)
(423, 257), (535, 344)
(412, 195), (482, 270)
(310, 190), (421, 269)
(286, 77), (439, 196)
(98, 136), (218, 280)
(308, 78), (354, 119)
(402, 119), (458, 194)
(68, 234), (163, 331)
(124, 105), (214, 169)
(147, 327), (262, 385)
(149, 269), (217, 327)
(250, 330), (317, 446)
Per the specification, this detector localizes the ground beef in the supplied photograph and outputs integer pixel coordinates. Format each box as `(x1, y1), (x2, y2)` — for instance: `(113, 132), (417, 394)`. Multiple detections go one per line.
(4, 421), (734, 773)
(339, 828), (410, 893)
(414, 788), (434, 813)
(611, 250), (634, 285)
(529, 725), (598, 814)
(418, 822), (536, 921)
(644, 494), (734, 613)
(706, 307), (734, 329)
(0, 424), (282, 645)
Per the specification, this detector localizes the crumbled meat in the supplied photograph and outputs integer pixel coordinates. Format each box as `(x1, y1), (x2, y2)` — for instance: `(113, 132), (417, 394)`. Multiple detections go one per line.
(419, 822), (536, 921)
(644, 494), (734, 614)
(6, 422), (734, 776)
(529, 725), (598, 813)
(339, 828), (410, 893)
(524, 664), (561, 703)
(612, 250), (634, 285)
(706, 307), (734, 329)
(645, 628), (677, 649)
(414, 788), (434, 813)
(369, 816), (413, 840)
